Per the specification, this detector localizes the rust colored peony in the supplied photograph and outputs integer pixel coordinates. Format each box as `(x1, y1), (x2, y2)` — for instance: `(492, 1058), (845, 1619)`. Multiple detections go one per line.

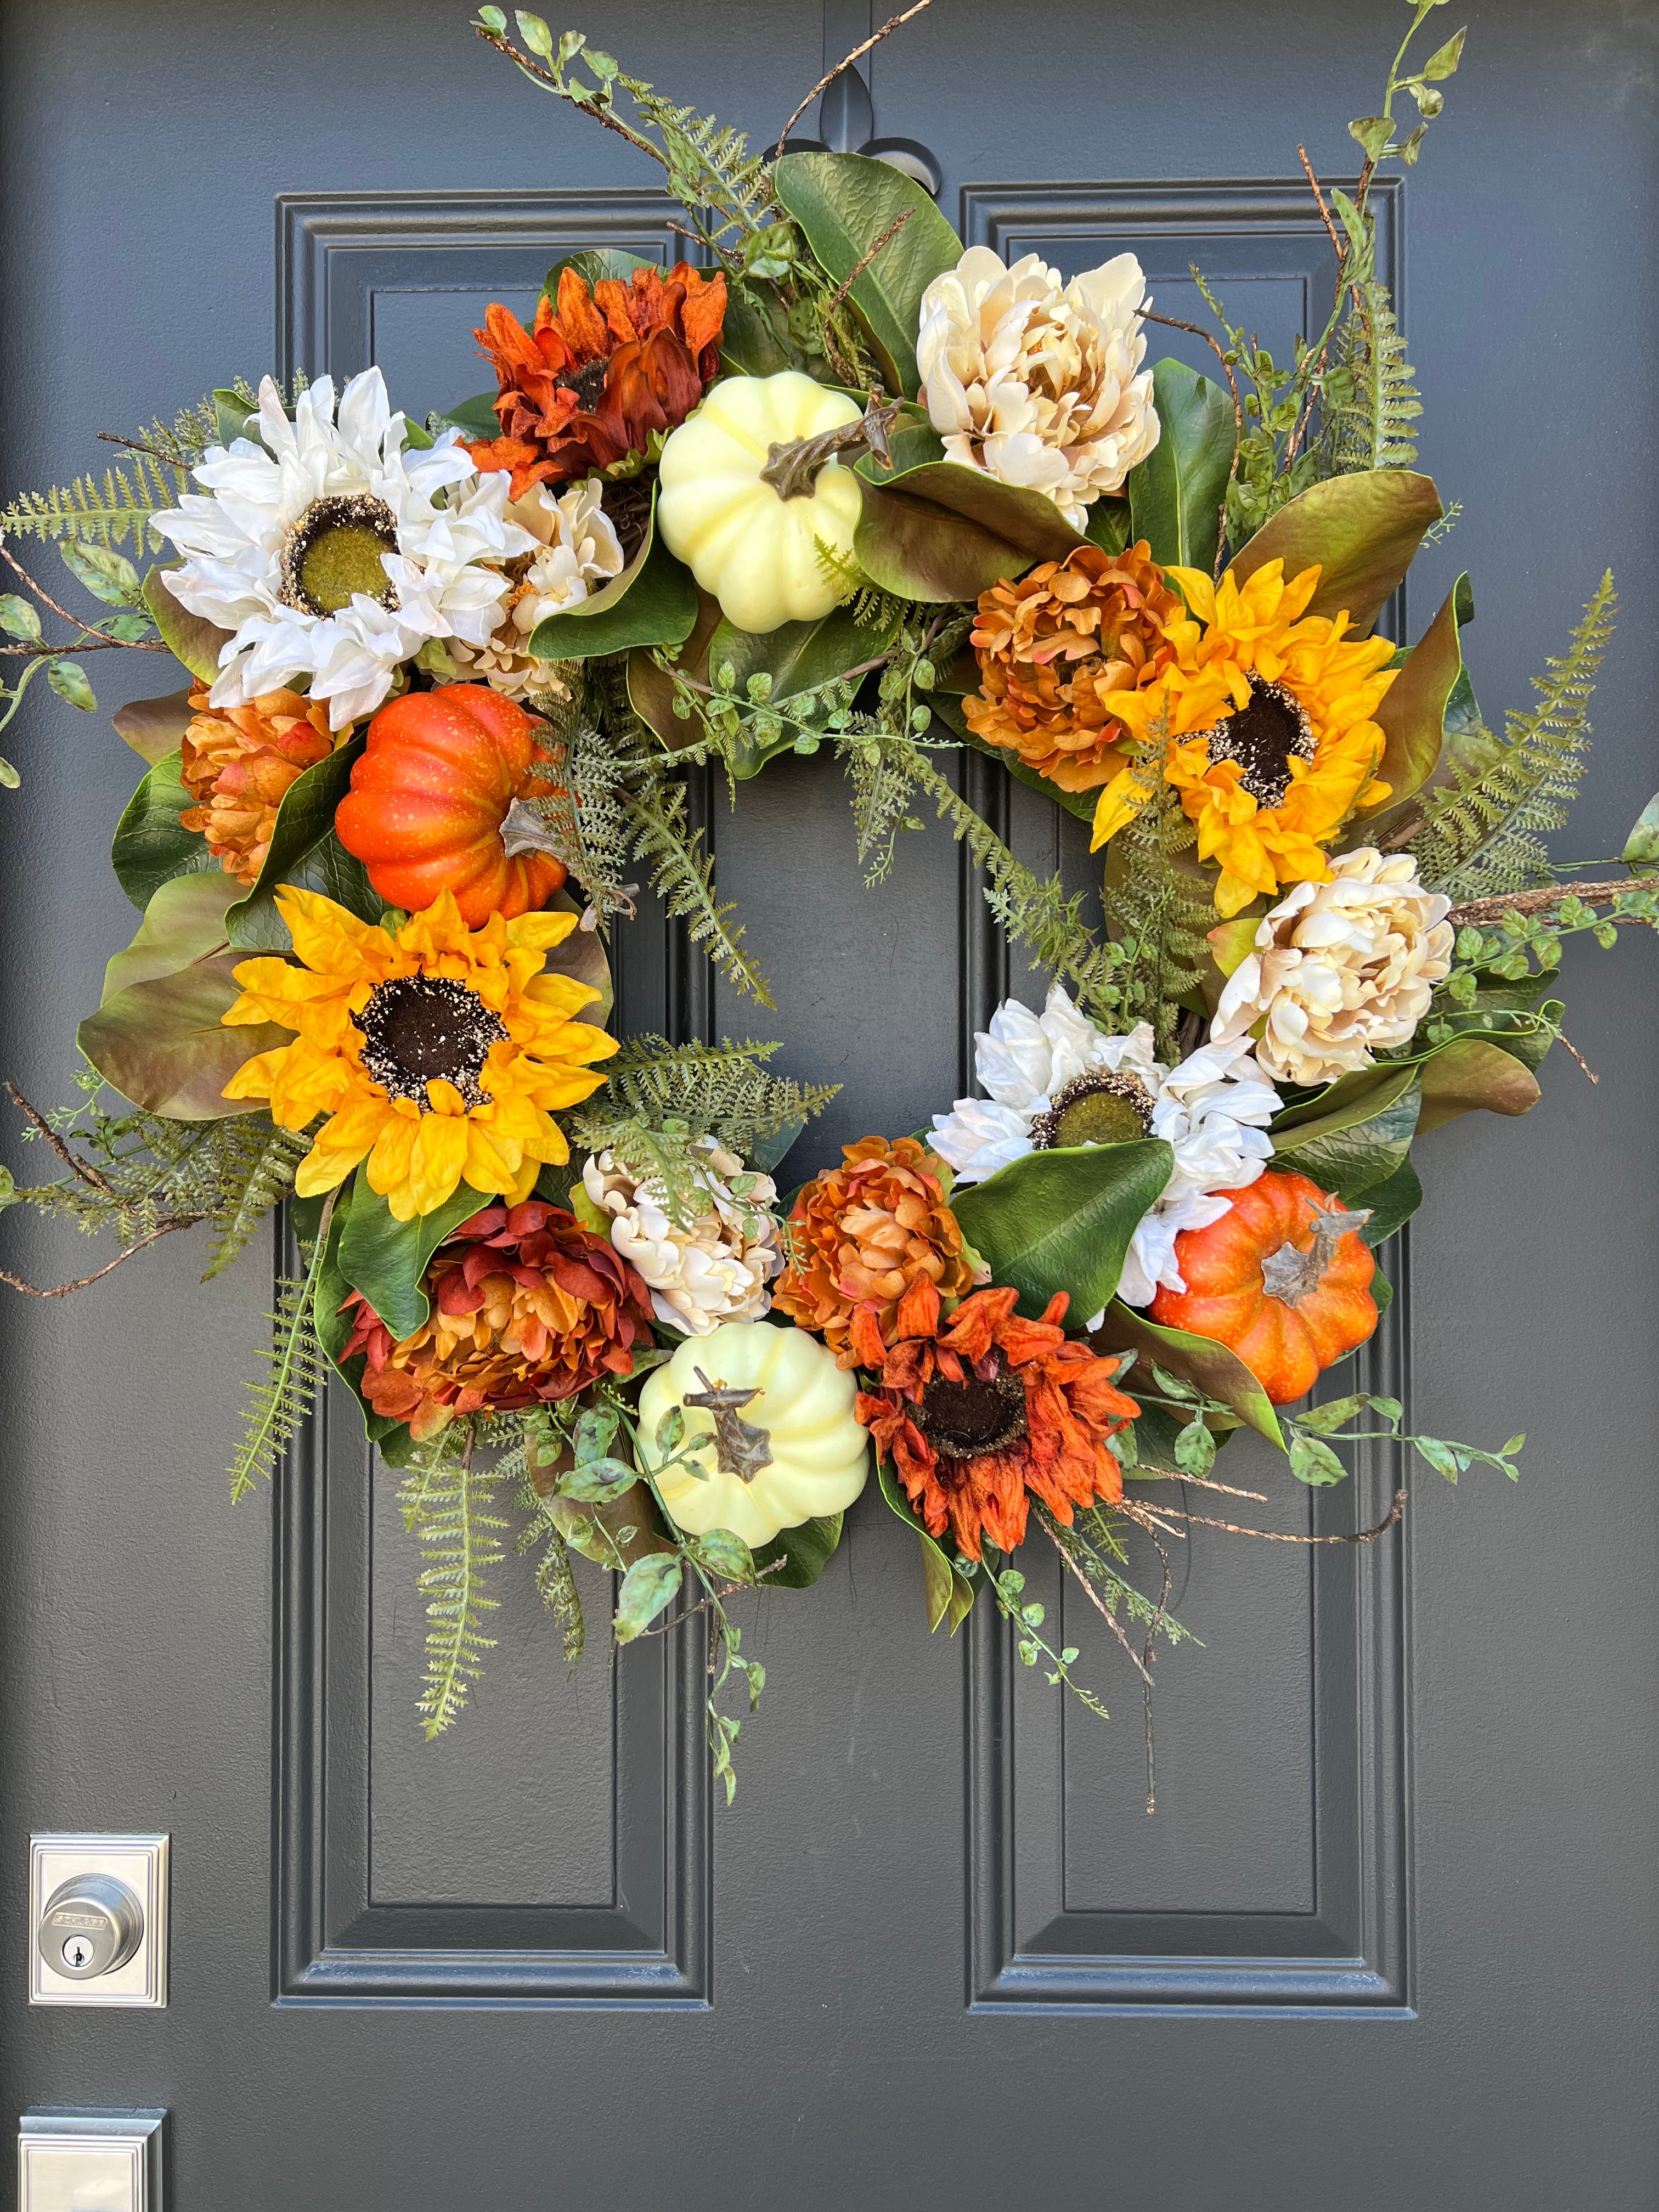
(771, 1136), (985, 1369)
(179, 685), (337, 884)
(855, 1280), (1139, 1561)
(341, 1199), (655, 1441)
(467, 262), (727, 499)
(963, 542), (1181, 793)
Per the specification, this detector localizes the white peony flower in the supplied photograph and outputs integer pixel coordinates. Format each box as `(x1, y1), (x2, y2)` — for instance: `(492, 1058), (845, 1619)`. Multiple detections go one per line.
(151, 368), (535, 729)
(915, 246), (1161, 528)
(452, 478), (626, 701)
(929, 986), (1279, 1309)
(1212, 848), (1455, 1087)
(583, 1142), (782, 1337)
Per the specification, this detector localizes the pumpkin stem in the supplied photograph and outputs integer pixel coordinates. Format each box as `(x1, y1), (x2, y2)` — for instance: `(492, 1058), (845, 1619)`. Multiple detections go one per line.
(759, 388), (904, 501)
(682, 1369), (775, 1484)
(1260, 1202), (1373, 1306)
(499, 796), (567, 861)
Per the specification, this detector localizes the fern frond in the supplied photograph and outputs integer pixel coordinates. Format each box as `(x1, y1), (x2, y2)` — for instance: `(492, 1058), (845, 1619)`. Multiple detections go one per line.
(621, 776), (774, 1006)
(1330, 280), (1421, 472)
(621, 76), (777, 246)
(0, 454), (187, 551)
(202, 1123), (310, 1279)
(1412, 573), (1617, 896)
(228, 1239), (329, 1504)
(595, 1034), (837, 1150)
(505, 1421), (585, 1670)
(410, 1431), (507, 1739)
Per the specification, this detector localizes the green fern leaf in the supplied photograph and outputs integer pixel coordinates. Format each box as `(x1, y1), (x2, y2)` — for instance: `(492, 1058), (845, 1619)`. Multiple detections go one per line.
(228, 1242), (329, 1503)
(1331, 281), (1421, 473)
(411, 1438), (507, 1738)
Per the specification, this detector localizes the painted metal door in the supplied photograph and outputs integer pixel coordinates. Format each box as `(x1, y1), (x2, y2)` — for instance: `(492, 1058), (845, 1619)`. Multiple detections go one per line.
(2, 1), (1656, 2204)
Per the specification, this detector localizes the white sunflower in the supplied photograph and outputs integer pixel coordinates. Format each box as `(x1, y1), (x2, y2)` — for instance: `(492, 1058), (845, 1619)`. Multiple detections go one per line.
(928, 986), (1280, 1310)
(151, 369), (535, 729)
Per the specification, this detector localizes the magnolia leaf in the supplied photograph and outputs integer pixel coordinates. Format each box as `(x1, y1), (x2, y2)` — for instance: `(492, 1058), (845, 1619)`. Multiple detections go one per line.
(1360, 571), (1472, 818)
(223, 736), (365, 940)
(1271, 1077), (1421, 1201)
(528, 503), (699, 661)
(625, 586), (724, 747)
(853, 477), (1030, 604)
(541, 244), (657, 304)
(773, 151), (963, 398)
(1622, 791), (1659, 864)
(951, 1138), (1175, 1323)
(877, 1464), (975, 1633)
(311, 1181), (426, 1459)
(1093, 1301), (1285, 1447)
(111, 687), (195, 766)
(706, 599), (900, 774)
(77, 952), (289, 1121)
(751, 1511), (844, 1590)
(614, 1551), (684, 1642)
(1415, 1034), (1542, 1133)
(1229, 470), (1443, 635)
(1084, 497), (1133, 557)
(228, 832), (386, 953)
(1356, 1153), (1423, 1246)
(430, 390), (503, 442)
(720, 285), (817, 379)
(1269, 1060), (1418, 1143)
(111, 749), (216, 908)
(1126, 359), (1234, 573)
(100, 870), (242, 1001)
(142, 564), (234, 683)
(335, 1173), (488, 1341)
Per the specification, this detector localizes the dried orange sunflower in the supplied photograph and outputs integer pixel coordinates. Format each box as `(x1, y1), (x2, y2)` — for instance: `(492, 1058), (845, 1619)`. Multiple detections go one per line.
(467, 262), (727, 498)
(856, 1282), (1139, 1561)
(1090, 559), (1398, 917)
(219, 886), (616, 1220)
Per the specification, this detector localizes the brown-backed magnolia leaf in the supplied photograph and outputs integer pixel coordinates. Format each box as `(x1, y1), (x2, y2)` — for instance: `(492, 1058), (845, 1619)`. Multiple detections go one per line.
(1092, 1301), (1285, 1446)
(142, 565), (234, 684)
(111, 687), (195, 766)
(626, 587), (724, 747)
(854, 478), (1030, 602)
(1358, 572), (1472, 820)
(100, 871), (239, 1001)
(77, 952), (289, 1120)
(543, 891), (614, 1023)
(1415, 1035), (1542, 1133)
(1229, 469), (1442, 635)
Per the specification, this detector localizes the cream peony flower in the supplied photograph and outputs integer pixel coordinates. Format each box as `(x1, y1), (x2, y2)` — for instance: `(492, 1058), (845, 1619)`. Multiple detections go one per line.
(583, 1141), (782, 1336)
(1211, 848), (1454, 1087)
(151, 369), (535, 729)
(928, 986), (1279, 1308)
(915, 246), (1161, 528)
(452, 478), (625, 701)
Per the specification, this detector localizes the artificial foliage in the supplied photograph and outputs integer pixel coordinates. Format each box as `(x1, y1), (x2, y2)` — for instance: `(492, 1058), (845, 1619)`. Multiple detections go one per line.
(2, 0), (1656, 1807)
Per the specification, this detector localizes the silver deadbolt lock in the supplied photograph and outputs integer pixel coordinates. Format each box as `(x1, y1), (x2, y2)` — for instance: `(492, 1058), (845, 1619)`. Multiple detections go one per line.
(38, 1870), (144, 1979)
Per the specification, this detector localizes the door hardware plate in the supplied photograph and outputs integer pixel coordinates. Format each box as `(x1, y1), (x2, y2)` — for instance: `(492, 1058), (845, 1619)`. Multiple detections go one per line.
(19, 2109), (165, 2211)
(29, 1835), (169, 2007)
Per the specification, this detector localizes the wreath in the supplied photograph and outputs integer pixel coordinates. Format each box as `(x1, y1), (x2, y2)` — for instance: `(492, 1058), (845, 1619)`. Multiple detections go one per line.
(3, 2), (1655, 1804)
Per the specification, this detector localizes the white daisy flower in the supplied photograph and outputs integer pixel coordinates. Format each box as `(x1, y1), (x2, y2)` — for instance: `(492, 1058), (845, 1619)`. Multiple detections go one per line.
(929, 985), (1280, 1312)
(151, 369), (535, 730)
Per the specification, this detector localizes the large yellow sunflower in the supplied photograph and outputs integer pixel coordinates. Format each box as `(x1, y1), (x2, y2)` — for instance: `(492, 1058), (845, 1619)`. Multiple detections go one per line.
(1089, 559), (1397, 916)
(220, 886), (616, 1220)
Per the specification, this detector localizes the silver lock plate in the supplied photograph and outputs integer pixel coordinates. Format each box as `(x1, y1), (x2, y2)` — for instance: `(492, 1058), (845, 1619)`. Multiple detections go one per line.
(19, 2109), (165, 2212)
(29, 1836), (168, 2007)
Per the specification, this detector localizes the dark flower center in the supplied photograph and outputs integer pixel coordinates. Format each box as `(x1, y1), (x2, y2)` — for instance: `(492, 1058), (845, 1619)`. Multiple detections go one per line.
(917, 1364), (1028, 1460)
(279, 493), (400, 618)
(556, 357), (612, 413)
(1202, 674), (1315, 809)
(1029, 1070), (1155, 1152)
(357, 975), (507, 1110)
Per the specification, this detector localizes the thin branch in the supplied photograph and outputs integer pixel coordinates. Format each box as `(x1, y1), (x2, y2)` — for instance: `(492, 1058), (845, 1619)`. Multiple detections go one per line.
(773, 0), (936, 159)
(824, 207), (913, 323)
(0, 541), (168, 652)
(1128, 1467), (1269, 1503)
(1447, 876), (1659, 927)
(1556, 1031), (1600, 1085)
(1038, 1513), (1153, 1689)
(473, 26), (665, 166)
(1139, 304), (1242, 576)
(5, 1081), (117, 1197)
(0, 1216), (200, 1299)
(1297, 142), (1344, 259)
(94, 430), (189, 470)
(1120, 1488), (1408, 1547)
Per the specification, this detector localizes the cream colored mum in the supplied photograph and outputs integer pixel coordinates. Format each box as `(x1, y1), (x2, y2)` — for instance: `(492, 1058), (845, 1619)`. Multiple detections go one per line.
(915, 246), (1160, 527)
(582, 1141), (781, 1336)
(452, 477), (624, 700)
(1211, 848), (1454, 1086)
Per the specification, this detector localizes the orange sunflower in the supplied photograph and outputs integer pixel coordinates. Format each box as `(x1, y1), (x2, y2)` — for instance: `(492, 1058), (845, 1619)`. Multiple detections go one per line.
(855, 1280), (1140, 1561)
(220, 887), (616, 1219)
(1090, 559), (1398, 916)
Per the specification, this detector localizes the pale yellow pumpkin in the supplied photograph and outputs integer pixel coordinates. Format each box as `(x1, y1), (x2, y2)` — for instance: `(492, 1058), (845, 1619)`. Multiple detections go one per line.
(637, 1320), (868, 1548)
(654, 372), (864, 633)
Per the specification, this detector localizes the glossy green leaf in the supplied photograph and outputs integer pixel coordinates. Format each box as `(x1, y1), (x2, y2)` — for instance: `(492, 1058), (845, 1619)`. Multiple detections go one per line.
(1092, 1301), (1285, 1446)
(111, 687), (195, 767)
(951, 1139), (1174, 1323)
(1272, 1076), (1420, 1201)
(223, 735), (365, 939)
(430, 390), (502, 442)
(142, 565), (233, 682)
(1269, 1059), (1418, 1142)
(528, 514), (698, 661)
(1229, 469), (1443, 635)
(111, 749), (216, 908)
(1084, 496), (1133, 557)
(718, 285), (808, 378)
(614, 1551), (684, 1642)
(542, 245), (657, 302)
(213, 386), (261, 447)
(877, 1464), (975, 1633)
(625, 587), (725, 748)
(1126, 359), (1234, 573)
(1622, 791), (1659, 864)
(227, 831), (385, 952)
(77, 953), (289, 1121)
(1356, 1154), (1423, 1247)
(100, 870), (240, 1001)
(1361, 571), (1471, 817)
(1415, 1034), (1541, 1133)
(853, 477), (1031, 603)
(773, 151), (963, 399)
(335, 1173), (489, 1341)
(751, 1510), (845, 1591)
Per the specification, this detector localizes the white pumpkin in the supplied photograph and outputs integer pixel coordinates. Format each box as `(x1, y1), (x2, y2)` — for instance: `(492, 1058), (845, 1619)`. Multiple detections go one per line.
(637, 1320), (868, 1548)
(655, 372), (864, 633)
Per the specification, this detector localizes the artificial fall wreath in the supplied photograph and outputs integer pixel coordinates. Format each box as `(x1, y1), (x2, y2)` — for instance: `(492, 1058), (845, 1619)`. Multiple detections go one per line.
(3, 1), (1656, 1804)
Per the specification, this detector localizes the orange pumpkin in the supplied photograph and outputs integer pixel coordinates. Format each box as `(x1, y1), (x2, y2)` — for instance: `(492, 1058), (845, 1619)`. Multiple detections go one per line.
(1149, 1170), (1378, 1405)
(334, 684), (567, 927)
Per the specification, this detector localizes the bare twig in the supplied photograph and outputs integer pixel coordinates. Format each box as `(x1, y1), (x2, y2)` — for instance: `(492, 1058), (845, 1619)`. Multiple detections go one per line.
(473, 26), (664, 166)
(825, 207), (914, 324)
(1039, 1514), (1153, 1689)
(1557, 1031), (1600, 1085)
(1129, 1467), (1269, 1503)
(0, 1217), (199, 1299)
(1297, 143), (1344, 260)
(1120, 1489), (1408, 1547)
(1447, 876), (1659, 927)
(94, 430), (189, 471)
(1139, 304), (1243, 577)
(774, 0), (936, 160)
(5, 1082), (118, 1196)
(0, 541), (169, 653)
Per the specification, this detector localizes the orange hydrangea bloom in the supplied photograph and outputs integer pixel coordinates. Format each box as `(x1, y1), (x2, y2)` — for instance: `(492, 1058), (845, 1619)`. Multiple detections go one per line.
(467, 262), (727, 498)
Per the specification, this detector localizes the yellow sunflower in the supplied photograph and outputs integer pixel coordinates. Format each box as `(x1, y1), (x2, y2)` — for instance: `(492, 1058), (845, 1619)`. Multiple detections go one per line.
(1089, 559), (1397, 916)
(220, 886), (616, 1220)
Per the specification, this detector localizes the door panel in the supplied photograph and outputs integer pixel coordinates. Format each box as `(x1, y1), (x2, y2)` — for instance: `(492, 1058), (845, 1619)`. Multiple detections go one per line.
(2, 2), (1656, 2207)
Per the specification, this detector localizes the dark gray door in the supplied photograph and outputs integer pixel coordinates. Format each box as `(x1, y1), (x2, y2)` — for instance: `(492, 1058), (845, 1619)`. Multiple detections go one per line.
(3, 2), (1656, 2205)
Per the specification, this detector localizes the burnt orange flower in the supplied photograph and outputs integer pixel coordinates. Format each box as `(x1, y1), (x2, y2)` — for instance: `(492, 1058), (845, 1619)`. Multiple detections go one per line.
(855, 1281), (1139, 1561)
(179, 685), (337, 884)
(341, 1199), (655, 1441)
(963, 541), (1181, 793)
(467, 262), (727, 498)
(771, 1136), (986, 1369)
